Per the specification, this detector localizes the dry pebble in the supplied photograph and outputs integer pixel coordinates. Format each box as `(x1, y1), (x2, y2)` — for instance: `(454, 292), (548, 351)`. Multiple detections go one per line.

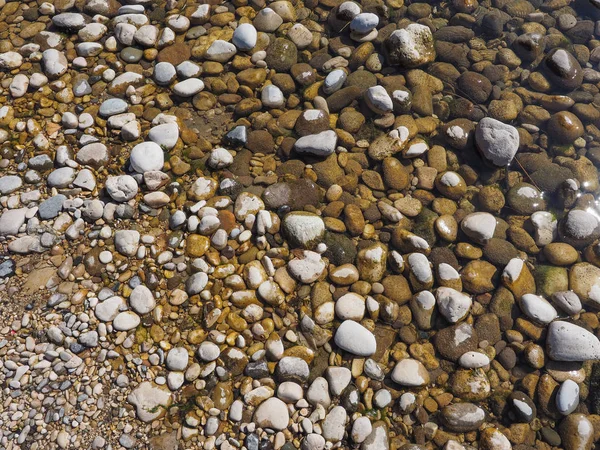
(2, 0), (600, 449)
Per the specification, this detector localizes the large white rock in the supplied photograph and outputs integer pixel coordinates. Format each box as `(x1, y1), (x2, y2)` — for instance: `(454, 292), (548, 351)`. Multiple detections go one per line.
(288, 250), (326, 284)
(475, 117), (520, 166)
(335, 292), (366, 321)
(461, 212), (497, 244)
(0, 175), (22, 194)
(134, 25), (158, 47)
(233, 23), (257, 51)
(365, 85), (393, 114)
(205, 40), (237, 62)
(52, 12), (87, 29)
(458, 351), (490, 369)
(113, 311), (140, 330)
(172, 78), (204, 97)
(546, 321), (600, 361)
(385, 23), (435, 68)
(0, 52), (23, 70)
(294, 130), (338, 157)
(282, 212), (324, 249)
(166, 347), (189, 371)
(350, 13), (379, 34)
(436, 287), (472, 323)
(127, 382), (172, 422)
(130, 142), (164, 173)
(106, 175), (138, 202)
(352, 416), (373, 444)
(129, 285), (156, 315)
(334, 320), (376, 356)
(0, 208), (26, 236)
(95, 296), (126, 322)
(114, 230), (140, 256)
(322, 406), (347, 442)
(253, 397), (289, 430)
(519, 294), (557, 325)
(323, 69), (347, 94)
(42, 49), (68, 79)
(391, 358), (430, 386)
(325, 366), (351, 396)
(148, 122), (179, 150)
(207, 147), (233, 169)
(186, 272), (208, 295)
(154, 62), (176, 85)
(261, 84), (285, 108)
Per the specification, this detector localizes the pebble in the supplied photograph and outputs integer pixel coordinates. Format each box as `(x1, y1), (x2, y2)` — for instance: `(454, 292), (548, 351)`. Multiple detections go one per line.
(556, 379), (580, 415)
(334, 320), (377, 356)
(130, 142), (165, 173)
(233, 23), (257, 51)
(547, 321), (600, 361)
(475, 117), (520, 166)
(391, 358), (430, 386)
(1, 1), (600, 448)
(173, 78), (205, 97)
(253, 398), (289, 430)
(294, 130), (338, 157)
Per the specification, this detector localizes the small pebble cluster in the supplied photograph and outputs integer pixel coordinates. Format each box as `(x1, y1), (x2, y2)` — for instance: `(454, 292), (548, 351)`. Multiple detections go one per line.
(3, 0), (600, 449)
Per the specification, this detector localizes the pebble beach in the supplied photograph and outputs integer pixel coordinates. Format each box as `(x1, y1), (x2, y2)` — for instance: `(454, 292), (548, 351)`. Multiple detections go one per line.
(2, 0), (600, 449)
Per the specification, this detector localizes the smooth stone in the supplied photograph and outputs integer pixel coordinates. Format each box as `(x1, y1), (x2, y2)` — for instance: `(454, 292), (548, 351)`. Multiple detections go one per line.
(205, 40), (237, 62)
(0, 175), (23, 194)
(129, 285), (156, 315)
(519, 294), (557, 325)
(391, 358), (430, 386)
(95, 296), (126, 322)
(547, 321), (600, 361)
(154, 62), (177, 85)
(360, 422), (389, 450)
(458, 351), (490, 368)
(475, 117), (519, 166)
(442, 403), (486, 432)
(461, 212), (497, 244)
(233, 23), (257, 51)
(0, 209), (27, 236)
(127, 382), (172, 422)
(287, 250), (326, 283)
(99, 98), (128, 117)
(350, 13), (379, 34)
(113, 311), (141, 331)
(334, 320), (377, 356)
(365, 85), (393, 114)
(551, 291), (582, 316)
(282, 212), (325, 249)
(556, 379), (580, 415)
(294, 130), (338, 157)
(76, 143), (109, 168)
(130, 142), (164, 173)
(173, 78), (204, 97)
(39, 195), (66, 220)
(323, 69), (347, 94)
(42, 49), (68, 79)
(148, 123), (179, 150)
(322, 406), (346, 442)
(47, 167), (76, 188)
(114, 230), (140, 256)
(253, 398), (289, 430)
(166, 347), (189, 372)
(351, 417), (372, 444)
(106, 175), (138, 202)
